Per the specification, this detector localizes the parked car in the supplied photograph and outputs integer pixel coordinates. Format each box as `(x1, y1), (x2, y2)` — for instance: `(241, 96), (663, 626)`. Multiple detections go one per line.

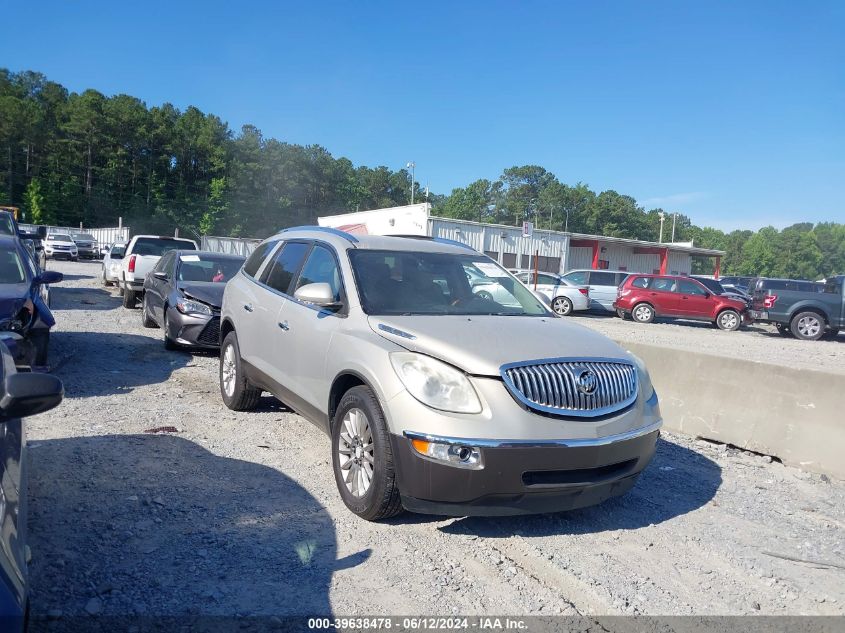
(101, 241), (127, 286)
(717, 276), (755, 292)
(614, 274), (748, 331)
(0, 235), (63, 365)
(70, 232), (98, 259)
(690, 275), (751, 306)
(219, 227), (661, 520)
(43, 233), (78, 261)
(559, 269), (630, 312)
(509, 269), (589, 316)
(0, 333), (64, 633)
(142, 250), (245, 349)
(119, 235), (199, 309)
(749, 276), (844, 340)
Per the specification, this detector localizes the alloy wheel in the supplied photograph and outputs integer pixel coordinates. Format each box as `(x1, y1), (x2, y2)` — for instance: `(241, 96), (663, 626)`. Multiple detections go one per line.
(221, 343), (237, 397)
(797, 315), (821, 338)
(634, 305), (652, 321)
(337, 407), (375, 498)
(719, 311), (738, 330)
(553, 297), (572, 316)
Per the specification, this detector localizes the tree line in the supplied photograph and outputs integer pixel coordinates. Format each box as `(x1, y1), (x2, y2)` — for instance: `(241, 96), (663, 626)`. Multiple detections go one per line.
(1, 69), (842, 280)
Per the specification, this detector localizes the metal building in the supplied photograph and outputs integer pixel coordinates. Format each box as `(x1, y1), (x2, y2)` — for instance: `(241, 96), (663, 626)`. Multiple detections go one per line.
(319, 204), (726, 277)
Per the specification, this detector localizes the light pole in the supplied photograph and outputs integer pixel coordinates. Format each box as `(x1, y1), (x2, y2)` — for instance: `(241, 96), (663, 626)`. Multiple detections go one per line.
(565, 208), (570, 233)
(406, 161), (416, 204)
(671, 212), (678, 242)
(658, 211), (665, 243)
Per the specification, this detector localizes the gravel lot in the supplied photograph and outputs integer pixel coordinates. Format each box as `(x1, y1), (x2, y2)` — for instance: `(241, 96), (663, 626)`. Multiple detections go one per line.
(25, 260), (845, 621)
(575, 312), (845, 376)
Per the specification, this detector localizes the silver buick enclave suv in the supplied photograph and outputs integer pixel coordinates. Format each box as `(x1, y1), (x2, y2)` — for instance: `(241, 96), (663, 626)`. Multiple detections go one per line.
(219, 227), (662, 520)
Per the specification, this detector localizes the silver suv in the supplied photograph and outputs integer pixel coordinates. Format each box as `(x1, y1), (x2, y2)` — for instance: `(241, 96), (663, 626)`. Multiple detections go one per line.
(219, 227), (662, 520)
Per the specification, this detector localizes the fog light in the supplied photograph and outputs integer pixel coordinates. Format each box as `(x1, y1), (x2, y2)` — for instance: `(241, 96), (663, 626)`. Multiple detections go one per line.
(410, 438), (483, 469)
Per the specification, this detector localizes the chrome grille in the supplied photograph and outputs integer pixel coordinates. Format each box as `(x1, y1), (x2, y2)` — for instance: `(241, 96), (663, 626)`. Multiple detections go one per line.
(501, 358), (638, 417)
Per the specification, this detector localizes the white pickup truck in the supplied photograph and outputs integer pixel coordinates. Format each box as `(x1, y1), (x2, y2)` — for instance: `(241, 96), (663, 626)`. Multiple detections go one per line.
(120, 235), (198, 308)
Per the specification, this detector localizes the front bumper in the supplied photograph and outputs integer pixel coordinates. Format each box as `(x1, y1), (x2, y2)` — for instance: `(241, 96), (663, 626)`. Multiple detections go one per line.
(46, 249), (77, 259)
(167, 309), (221, 348)
(390, 423), (659, 516)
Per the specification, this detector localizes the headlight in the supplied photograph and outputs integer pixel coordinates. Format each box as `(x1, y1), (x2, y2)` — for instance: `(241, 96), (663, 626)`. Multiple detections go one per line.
(390, 352), (482, 414)
(628, 352), (655, 399)
(176, 299), (212, 316)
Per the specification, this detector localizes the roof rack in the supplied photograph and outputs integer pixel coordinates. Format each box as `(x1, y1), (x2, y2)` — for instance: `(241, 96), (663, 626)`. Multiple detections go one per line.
(279, 225), (359, 244)
(386, 234), (476, 252)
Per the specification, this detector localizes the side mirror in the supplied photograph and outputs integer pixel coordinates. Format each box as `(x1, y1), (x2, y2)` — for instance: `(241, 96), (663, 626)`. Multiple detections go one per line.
(34, 270), (63, 285)
(153, 271), (168, 281)
(294, 283), (340, 308)
(0, 372), (64, 419)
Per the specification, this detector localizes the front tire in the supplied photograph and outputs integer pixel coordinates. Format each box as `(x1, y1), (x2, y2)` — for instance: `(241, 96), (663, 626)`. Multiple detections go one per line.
(632, 303), (655, 323)
(790, 311), (825, 341)
(331, 386), (403, 521)
(31, 330), (50, 366)
(162, 308), (178, 350)
(716, 309), (741, 331)
(219, 331), (261, 410)
(552, 296), (573, 316)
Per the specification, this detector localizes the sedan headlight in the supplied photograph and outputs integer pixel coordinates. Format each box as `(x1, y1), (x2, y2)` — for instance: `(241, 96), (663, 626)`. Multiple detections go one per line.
(628, 352), (655, 399)
(390, 352), (482, 414)
(176, 299), (212, 316)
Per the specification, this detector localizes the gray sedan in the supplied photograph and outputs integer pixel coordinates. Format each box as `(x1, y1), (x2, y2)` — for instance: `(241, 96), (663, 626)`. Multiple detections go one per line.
(141, 250), (245, 350)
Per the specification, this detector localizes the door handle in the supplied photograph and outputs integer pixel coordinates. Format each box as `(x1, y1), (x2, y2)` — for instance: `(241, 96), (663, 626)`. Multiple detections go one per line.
(278, 320), (290, 331)
(243, 303), (254, 312)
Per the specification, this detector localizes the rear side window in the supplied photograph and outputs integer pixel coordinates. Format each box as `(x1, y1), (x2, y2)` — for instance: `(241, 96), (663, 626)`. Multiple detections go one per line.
(295, 245), (343, 302)
(824, 281), (842, 294)
(262, 242), (310, 294)
(631, 277), (650, 289)
(589, 272), (617, 286)
(243, 240), (278, 278)
(563, 271), (588, 285)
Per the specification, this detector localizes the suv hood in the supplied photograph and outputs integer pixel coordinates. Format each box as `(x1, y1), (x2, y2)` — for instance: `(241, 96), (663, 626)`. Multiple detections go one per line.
(368, 315), (631, 377)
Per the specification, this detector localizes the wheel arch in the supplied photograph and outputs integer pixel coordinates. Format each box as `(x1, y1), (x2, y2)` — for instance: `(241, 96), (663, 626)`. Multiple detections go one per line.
(220, 317), (236, 345)
(788, 303), (829, 326)
(328, 370), (380, 429)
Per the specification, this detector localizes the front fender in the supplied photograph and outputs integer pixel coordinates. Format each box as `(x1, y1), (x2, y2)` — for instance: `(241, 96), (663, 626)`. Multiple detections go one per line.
(32, 293), (55, 328)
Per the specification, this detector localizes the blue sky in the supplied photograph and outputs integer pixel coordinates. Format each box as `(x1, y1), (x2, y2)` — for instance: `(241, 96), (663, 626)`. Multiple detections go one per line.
(4, 1), (843, 231)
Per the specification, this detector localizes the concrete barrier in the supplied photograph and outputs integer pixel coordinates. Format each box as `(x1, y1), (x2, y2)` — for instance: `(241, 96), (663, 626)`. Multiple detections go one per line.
(618, 341), (845, 479)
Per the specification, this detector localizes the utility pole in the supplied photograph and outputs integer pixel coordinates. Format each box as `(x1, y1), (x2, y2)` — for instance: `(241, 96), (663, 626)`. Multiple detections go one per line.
(671, 212), (678, 242)
(406, 161), (416, 204)
(658, 211), (665, 243)
(565, 208), (570, 233)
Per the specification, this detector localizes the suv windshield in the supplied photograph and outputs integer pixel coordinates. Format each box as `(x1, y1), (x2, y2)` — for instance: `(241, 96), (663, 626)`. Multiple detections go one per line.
(133, 237), (196, 256)
(73, 234), (95, 241)
(349, 250), (548, 316)
(694, 277), (725, 294)
(48, 234), (72, 241)
(110, 244), (126, 257)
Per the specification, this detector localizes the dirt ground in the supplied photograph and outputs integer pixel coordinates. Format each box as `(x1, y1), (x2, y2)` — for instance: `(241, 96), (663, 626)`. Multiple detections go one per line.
(24, 260), (845, 620)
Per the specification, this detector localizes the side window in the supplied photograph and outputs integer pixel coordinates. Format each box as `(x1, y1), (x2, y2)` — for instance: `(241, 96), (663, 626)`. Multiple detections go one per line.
(652, 277), (676, 292)
(563, 271), (588, 285)
(677, 279), (707, 295)
(154, 252), (171, 274)
(538, 273), (559, 285)
(162, 253), (176, 279)
(631, 277), (650, 289)
(243, 240), (279, 278)
(294, 245), (343, 303)
(589, 271), (617, 286)
(262, 242), (310, 294)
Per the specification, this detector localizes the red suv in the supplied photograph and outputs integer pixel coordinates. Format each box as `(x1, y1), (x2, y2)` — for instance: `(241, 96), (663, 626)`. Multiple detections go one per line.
(614, 274), (748, 331)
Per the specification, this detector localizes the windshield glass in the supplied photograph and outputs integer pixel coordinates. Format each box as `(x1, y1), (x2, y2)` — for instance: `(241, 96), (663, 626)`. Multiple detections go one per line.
(48, 234), (72, 241)
(73, 234), (95, 241)
(133, 238), (196, 256)
(177, 254), (244, 283)
(110, 244), (126, 257)
(0, 214), (15, 236)
(695, 277), (724, 293)
(0, 247), (26, 284)
(349, 250), (549, 316)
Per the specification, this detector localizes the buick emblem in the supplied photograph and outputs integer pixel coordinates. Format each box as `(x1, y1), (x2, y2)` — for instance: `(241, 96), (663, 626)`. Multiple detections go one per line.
(576, 369), (598, 395)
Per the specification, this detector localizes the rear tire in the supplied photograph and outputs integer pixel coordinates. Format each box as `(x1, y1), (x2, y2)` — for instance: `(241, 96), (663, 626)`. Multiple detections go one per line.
(632, 303), (655, 323)
(331, 385), (403, 521)
(122, 287), (137, 308)
(790, 311), (825, 341)
(616, 308), (627, 320)
(219, 331), (261, 411)
(716, 309), (741, 331)
(552, 296), (573, 316)
(142, 295), (158, 328)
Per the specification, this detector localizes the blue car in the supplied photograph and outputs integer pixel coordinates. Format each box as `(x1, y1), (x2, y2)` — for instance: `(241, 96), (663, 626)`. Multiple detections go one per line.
(0, 334), (64, 632)
(0, 235), (63, 367)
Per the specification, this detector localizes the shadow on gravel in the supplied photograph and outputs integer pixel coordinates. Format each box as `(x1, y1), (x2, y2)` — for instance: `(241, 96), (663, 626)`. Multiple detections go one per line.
(49, 331), (191, 397)
(27, 434), (368, 627)
(50, 286), (121, 311)
(438, 436), (721, 537)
